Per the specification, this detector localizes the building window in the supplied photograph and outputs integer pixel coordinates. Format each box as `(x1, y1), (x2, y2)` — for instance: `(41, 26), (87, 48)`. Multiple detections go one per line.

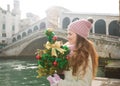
(2, 33), (6, 37)
(2, 40), (5, 43)
(12, 25), (15, 31)
(2, 24), (6, 31)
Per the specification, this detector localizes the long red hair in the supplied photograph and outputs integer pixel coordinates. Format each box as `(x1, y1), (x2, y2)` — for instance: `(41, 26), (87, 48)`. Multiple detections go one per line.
(69, 34), (98, 79)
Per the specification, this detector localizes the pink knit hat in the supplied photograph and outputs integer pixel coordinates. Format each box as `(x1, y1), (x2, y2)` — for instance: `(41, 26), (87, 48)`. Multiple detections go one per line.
(68, 19), (92, 38)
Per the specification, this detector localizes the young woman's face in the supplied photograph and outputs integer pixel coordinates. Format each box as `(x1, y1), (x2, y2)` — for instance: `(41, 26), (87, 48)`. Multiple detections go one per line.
(67, 30), (77, 45)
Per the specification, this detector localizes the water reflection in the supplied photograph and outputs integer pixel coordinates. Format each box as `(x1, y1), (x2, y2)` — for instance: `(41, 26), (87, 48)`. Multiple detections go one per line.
(0, 59), (50, 86)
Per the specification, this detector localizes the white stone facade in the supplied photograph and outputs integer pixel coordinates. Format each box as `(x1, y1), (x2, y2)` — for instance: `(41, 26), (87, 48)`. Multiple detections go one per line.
(0, 0), (20, 45)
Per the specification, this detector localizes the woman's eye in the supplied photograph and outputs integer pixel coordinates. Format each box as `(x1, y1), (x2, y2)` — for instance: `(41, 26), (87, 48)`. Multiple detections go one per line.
(67, 33), (71, 35)
(69, 33), (72, 35)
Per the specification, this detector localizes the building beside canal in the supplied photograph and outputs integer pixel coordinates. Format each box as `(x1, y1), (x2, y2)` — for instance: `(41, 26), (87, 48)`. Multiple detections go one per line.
(0, 0), (40, 49)
(0, 0), (21, 48)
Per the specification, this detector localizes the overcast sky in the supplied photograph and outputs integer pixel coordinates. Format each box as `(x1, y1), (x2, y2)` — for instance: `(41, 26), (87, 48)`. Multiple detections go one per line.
(0, 0), (119, 19)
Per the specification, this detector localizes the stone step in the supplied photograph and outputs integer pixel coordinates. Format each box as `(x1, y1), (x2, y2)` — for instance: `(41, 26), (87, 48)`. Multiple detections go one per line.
(92, 77), (120, 86)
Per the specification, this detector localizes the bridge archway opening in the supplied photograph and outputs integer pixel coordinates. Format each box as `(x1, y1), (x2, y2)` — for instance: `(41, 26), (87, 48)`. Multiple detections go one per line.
(22, 32), (27, 38)
(40, 22), (46, 29)
(17, 35), (21, 40)
(33, 26), (39, 31)
(12, 37), (16, 43)
(72, 18), (79, 22)
(95, 19), (106, 34)
(62, 17), (70, 29)
(109, 20), (120, 37)
(28, 29), (32, 35)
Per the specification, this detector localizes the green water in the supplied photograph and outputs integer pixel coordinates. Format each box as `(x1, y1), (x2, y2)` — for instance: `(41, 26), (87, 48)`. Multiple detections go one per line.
(0, 58), (50, 86)
(0, 58), (105, 86)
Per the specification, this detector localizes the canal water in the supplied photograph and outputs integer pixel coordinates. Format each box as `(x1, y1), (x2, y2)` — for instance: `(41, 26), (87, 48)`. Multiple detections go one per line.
(0, 57), (104, 86)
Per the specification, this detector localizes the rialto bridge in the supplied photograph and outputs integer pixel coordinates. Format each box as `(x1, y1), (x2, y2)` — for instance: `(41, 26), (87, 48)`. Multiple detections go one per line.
(0, 7), (120, 58)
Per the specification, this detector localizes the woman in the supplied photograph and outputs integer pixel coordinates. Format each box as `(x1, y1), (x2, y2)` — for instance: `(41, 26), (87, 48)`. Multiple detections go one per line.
(47, 19), (98, 86)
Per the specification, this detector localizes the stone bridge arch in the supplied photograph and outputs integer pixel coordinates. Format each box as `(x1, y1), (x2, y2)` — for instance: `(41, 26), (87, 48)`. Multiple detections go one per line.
(19, 37), (67, 56)
(1, 30), (68, 56)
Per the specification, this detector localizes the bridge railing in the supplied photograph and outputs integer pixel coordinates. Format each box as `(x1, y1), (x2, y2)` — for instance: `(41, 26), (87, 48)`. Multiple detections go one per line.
(1, 29), (120, 50)
(2, 30), (45, 50)
(89, 33), (120, 42)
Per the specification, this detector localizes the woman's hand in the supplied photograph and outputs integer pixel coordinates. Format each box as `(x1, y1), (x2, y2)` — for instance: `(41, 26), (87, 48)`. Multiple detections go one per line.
(47, 74), (61, 86)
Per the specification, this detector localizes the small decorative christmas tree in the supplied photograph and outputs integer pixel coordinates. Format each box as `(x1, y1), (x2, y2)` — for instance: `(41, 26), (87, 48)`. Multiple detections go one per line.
(35, 29), (70, 78)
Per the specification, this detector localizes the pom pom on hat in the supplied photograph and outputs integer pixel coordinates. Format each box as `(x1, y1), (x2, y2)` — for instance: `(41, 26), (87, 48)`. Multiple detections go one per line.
(87, 17), (94, 24)
(68, 19), (92, 38)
